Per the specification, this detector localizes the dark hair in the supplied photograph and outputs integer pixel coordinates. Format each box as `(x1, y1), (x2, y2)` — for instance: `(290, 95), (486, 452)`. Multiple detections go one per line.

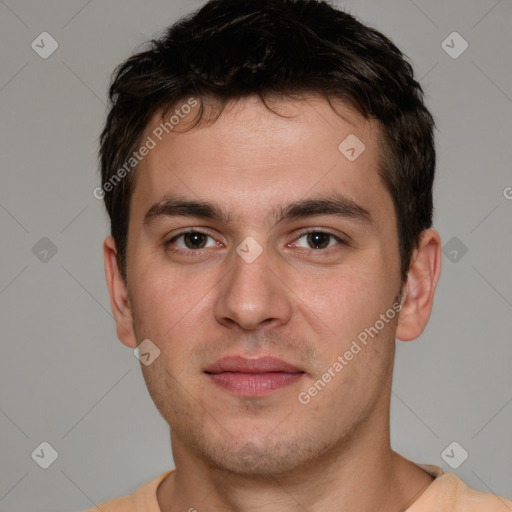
(99, 0), (435, 283)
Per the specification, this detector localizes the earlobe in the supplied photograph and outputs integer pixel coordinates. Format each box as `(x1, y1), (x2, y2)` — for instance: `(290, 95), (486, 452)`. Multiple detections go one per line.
(395, 229), (442, 342)
(103, 236), (138, 348)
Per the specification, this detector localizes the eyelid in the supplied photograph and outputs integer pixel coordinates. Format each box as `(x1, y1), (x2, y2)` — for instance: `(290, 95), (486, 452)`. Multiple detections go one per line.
(166, 228), (217, 240)
(165, 229), (220, 252)
(290, 229), (348, 249)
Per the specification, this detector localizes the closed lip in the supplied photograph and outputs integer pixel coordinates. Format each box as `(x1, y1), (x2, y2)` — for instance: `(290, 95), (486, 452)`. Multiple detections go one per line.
(204, 355), (304, 374)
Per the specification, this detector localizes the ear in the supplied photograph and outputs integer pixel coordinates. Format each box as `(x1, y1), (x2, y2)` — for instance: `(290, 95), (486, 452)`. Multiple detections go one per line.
(103, 236), (138, 348)
(395, 228), (442, 342)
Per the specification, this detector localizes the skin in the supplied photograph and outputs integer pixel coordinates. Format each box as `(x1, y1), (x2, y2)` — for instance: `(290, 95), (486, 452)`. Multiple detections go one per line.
(104, 94), (442, 512)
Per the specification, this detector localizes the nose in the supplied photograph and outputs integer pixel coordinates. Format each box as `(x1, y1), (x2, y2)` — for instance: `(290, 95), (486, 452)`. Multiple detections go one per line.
(213, 242), (293, 332)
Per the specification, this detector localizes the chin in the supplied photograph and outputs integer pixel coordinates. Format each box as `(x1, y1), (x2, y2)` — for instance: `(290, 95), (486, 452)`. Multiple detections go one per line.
(192, 431), (325, 478)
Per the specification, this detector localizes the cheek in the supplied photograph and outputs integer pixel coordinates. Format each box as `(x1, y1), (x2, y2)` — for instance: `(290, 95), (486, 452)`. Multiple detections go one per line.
(298, 263), (392, 344)
(129, 261), (221, 363)
(299, 283), (397, 422)
(129, 268), (186, 338)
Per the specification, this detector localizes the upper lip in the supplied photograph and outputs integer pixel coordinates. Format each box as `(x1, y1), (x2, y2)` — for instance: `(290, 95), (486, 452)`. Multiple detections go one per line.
(205, 356), (303, 374)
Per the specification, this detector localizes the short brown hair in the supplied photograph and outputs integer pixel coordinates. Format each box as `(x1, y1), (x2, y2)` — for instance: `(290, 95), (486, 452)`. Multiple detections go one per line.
(99, 0), (436, 283)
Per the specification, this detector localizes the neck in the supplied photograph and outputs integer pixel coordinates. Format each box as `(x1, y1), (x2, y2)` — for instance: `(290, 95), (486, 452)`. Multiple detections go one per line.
(157, 409), (434, 512)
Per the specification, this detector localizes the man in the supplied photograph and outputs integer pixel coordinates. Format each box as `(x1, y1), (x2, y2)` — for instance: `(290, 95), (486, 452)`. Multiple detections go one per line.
(89, 0), (512, 510)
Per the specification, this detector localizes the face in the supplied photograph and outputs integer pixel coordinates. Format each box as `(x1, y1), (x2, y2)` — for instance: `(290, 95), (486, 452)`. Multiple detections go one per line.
(111, 95), (407, 476)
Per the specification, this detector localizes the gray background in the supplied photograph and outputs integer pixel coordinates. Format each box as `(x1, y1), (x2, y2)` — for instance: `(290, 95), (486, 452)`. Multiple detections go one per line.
(1, 0), (511, 510)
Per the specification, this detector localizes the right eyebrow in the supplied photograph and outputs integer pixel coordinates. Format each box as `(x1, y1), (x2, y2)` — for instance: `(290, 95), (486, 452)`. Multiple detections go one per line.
(143, 197), (231, 228)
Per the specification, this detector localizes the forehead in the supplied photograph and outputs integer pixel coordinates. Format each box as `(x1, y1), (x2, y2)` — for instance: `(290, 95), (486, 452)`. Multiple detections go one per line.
(129, 94), (393, 229)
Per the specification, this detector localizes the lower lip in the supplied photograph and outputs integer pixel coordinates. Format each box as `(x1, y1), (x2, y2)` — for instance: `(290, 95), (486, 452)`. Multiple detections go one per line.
(207, 372), (304, 396)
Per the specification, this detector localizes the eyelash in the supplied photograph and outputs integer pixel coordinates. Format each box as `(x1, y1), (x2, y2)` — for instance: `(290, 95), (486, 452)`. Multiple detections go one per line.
(165, 229), (347, 255)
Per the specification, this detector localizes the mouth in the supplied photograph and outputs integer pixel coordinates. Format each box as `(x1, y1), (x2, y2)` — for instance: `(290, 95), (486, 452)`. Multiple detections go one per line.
(204, 355), (305, 397)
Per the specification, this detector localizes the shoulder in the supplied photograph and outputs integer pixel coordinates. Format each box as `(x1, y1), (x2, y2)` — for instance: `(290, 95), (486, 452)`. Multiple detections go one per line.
(408, 471), (512, 512)
(446, 473), (512, 512)
(81, 470), (173, 512)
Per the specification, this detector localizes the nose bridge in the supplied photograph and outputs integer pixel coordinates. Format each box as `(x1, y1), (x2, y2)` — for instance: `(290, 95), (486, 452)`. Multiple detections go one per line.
(214, 239), (292, 330)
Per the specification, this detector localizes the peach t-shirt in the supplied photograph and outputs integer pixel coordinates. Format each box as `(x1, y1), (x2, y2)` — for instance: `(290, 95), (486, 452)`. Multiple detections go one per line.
(85, 463), (512, 511)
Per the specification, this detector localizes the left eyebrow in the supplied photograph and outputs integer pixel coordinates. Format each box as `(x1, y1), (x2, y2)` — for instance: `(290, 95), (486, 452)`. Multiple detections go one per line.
(143, 193), (373, 228)
(272, 193), (373, 226)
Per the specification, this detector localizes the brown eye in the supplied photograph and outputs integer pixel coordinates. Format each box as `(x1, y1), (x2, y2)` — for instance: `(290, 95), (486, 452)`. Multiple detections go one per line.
(167, 231), (217, 251)
(182, 232), (208, 249)
(306, 232), (331, 249)
(294, 231), (343, 250)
